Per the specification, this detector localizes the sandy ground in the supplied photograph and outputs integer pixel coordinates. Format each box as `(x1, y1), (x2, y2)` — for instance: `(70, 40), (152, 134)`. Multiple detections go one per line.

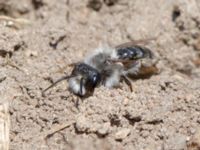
(0, 0), (200, 149)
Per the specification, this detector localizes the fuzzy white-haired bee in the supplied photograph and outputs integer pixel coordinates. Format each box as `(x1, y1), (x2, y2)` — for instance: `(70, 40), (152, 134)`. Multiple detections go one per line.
(43, 40), (156, 97)
(84, 41), (155, 91)
(42, 63), (101, 97)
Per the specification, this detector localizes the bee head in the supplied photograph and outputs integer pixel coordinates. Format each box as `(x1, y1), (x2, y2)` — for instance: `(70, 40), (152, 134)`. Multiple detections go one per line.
(72, 63), (101, 97)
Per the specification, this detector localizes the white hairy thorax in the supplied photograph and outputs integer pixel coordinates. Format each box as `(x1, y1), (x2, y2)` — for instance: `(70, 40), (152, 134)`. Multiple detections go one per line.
(84, 44), (117, 68)
(104, 68), (121, 88)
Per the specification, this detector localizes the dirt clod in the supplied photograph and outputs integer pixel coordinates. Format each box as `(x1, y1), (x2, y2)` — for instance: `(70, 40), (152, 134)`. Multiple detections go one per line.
(103, 0), (118, 6)
(75, 115), (90, 133)
(114, 128), (130, 141)
(87, 0), (102, 11)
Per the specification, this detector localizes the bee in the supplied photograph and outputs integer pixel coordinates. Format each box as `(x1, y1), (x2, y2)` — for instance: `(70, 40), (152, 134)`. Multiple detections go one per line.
(84, 41), (155, 91)
(42, 63), (101, 97)
(42, 39), (156, 97)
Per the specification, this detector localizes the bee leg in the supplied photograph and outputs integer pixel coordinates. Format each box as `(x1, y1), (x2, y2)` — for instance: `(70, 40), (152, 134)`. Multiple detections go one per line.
(101, 75), (107, 86)
(75, 98), (80, 110)
(122, 75), (133, 92)
(79, 78), (84, 96)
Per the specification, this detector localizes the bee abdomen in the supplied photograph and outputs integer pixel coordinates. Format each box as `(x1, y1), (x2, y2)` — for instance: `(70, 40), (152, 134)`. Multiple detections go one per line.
(117, 46), (153, 60)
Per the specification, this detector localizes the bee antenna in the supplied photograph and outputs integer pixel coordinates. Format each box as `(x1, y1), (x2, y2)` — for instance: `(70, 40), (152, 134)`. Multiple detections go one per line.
(42, 75), (73, 96)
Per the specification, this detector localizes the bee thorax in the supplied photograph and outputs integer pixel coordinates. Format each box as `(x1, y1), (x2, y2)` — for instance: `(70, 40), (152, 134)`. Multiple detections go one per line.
(104, 68), (121, 88)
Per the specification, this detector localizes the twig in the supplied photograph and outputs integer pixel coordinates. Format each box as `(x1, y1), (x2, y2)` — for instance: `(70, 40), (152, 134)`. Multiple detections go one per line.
(2, 54), (25, 72)
(0, 15), (31, 29)
(30, 121), (75, 141)
(0, 77), (6, 83)
(44, 121), (75, 139)
(0, 102), (10, 150)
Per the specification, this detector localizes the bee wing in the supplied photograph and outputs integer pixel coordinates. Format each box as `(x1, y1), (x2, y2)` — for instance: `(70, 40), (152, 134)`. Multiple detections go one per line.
(106, 58), (139, 71)
(107, 58), (137, 64)
(115, 37), (157, 49)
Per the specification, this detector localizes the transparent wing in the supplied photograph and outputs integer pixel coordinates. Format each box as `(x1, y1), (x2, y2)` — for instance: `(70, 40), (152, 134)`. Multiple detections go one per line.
(115, 37), (157, 50)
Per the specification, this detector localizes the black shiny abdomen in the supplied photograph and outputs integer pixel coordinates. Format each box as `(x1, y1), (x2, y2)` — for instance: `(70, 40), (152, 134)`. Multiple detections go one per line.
(117, 46), (152, 60)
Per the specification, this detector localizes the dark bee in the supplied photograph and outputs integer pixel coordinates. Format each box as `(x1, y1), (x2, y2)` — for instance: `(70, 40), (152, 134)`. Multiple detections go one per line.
(43, 40), (156, 97)
(42, 63), (101, 97)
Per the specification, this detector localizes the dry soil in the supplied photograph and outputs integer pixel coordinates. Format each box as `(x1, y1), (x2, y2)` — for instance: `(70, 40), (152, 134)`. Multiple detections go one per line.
(0, 0), (200, 149)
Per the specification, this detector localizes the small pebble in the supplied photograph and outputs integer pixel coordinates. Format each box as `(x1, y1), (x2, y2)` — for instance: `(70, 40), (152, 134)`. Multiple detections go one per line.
(115, 128), (130, 140)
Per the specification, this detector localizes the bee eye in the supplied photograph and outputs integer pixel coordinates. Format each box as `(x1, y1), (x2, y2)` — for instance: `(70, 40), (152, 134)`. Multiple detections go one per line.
(93, 74), (100, 83)
(92, 75), (97, 82)
(92, 73), (101, 86)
